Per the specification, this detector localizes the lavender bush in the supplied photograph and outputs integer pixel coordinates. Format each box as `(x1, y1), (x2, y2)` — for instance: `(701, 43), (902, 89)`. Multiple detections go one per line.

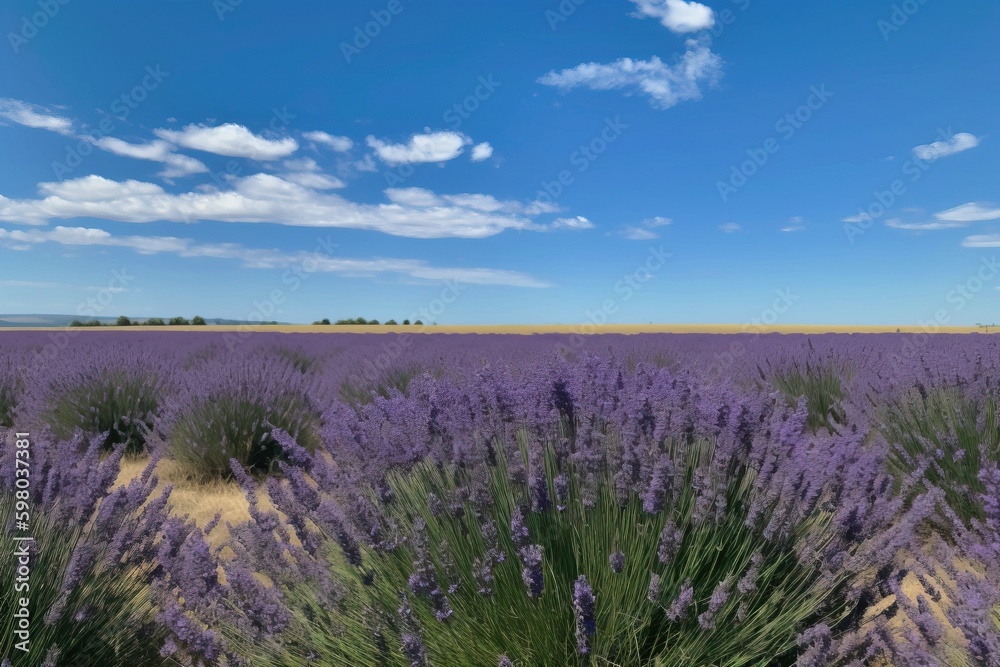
(0, 429), (171, 665)
(167, 350), (323, 480)
(156, 357), (928, 665)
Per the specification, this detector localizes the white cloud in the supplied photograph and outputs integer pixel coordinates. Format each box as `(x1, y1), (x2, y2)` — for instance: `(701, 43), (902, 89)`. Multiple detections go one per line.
(629, 0), (715, 33)
(37, 175), (165, 201)
(781, 216), (805, 232)
(0, 98), (74, 135)
(912, 132), (980, 161)
(962, 235), (1000, 248)
(303, 131), (353, 152)
(547, 216), (594, 231)
(885, 218), (968, 231)
(471, 142), (494, 162)
(280, 157), (346, 189)
(842, 213), (872, 223)
(720, 223), (741, 233)
(537, 40), (723, 110)
(935, 202), (1000, 222)
(154, 123), (298, 160)
(622, 226), (659, 240)
(354, 154), (378, 172)
(0, 174), (571, 239)
(366, 131), (472, 165)
(92, 137), (208, 178)
(620, 215), (672, 240)
(0, 225), (550, 288)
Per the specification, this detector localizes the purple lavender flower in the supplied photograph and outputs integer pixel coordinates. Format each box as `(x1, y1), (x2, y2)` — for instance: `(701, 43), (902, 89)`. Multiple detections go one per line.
(510, 506), (530, 549)
(573, 575), (596, 654)
(647, 573), (662, 604)
(519, 544), (544, 599)
(657, 521), (683, 565)
(698, 577), (731, 630)
(666, 579), (694, 622)
(609, 551), (625, 574)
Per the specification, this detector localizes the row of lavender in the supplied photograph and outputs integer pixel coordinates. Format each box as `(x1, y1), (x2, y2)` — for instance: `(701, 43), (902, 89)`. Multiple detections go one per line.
(0, 331), (998, 666)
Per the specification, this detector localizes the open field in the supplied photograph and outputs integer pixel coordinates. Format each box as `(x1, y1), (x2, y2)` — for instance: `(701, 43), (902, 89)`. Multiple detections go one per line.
(2, 331), (998, 665)
(4, 323), (998, 334)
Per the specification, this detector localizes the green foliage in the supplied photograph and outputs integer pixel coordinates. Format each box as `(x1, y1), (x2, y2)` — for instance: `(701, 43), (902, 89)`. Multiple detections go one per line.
(338, 365), (423, 406)
(144, 318), (165, 326)
(765, 361), (846, 434)
(403, 319), (411, 325)
(191, 316), (207, 325)
(313, 318), (331, 325)
(0, 493), (164, 666)
(414, 319), (424, 326)
(385, 319), (398, 326)
(115, 316), (133, 327)
(878, 387), (999, 526)
(245, 434), (855, 666)
(45, 369), (163, 454)
(168, 317), (190, 326)
(170, 392), (320, 480)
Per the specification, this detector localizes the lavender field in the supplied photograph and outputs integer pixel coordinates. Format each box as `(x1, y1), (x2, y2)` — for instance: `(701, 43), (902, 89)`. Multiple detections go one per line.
(0, 331), (996, 666)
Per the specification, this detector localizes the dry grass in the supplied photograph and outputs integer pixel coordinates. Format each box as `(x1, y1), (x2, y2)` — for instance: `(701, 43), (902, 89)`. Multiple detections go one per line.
(115, 456), (270, 548)
(4, 324), (997, 335)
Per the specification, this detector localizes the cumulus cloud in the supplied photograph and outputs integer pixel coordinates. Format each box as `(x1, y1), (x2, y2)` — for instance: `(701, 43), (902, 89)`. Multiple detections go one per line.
(471, 142), (494, 161)
(154, 123), (298, 160)
(366, 130), (472, 165)
(0, 98), (74, 135)
(629, 0), (714, 33)
(537, 40), (722, 110)
(935, 202), (1000, 222)
(912, 132), (980, 161)
(303, 130), (353, 152)
(0, 225), (550, 287)
(0, 174), (570, 239)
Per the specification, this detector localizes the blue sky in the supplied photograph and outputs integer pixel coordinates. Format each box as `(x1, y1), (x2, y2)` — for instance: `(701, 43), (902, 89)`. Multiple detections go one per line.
(0, 0), (998, 326)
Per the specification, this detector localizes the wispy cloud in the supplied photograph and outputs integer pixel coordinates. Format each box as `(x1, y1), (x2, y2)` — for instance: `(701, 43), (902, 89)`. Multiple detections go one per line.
(0, 98), (74, 135)
(628, 0), (715, 33)
(620, 215), (672, 240)
(912, 131), (980, 161)
(303, 130), (353, 152)
(538, 39), (722, 110)
(936, 202), (1000, 222)
(781, 216), (805, 232)
(0, 225), (551, 288)
(92, 137), (208, 178)
(720, 222), (741, 233)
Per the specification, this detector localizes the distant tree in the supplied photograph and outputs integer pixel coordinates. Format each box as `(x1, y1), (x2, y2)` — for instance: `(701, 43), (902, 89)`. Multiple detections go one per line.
(385, 319), (398, 326)
(191, 316), (207, 326)
(313, 318), (331, 325)
(402, 319), (411, 325)
(169, 316), (190, 326)
(70, 320), (84, 327)
(115, 316), (132, 327)
(369, 319), (380, 326)
(145, 318), (165, 326)
(87, 320), (102, 327)
(414, 320), (424, 326)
